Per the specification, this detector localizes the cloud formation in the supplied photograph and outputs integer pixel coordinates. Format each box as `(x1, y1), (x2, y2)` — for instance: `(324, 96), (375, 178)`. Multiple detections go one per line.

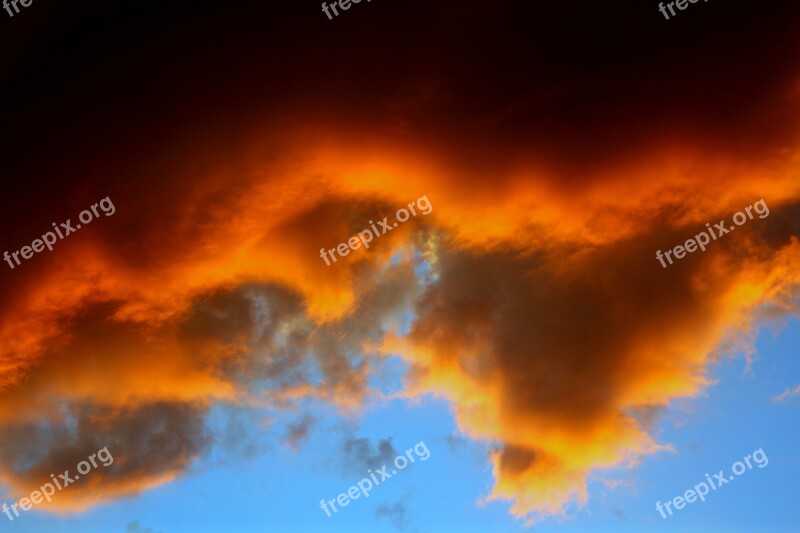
(0, 0), (799, 524)
(341, 438), (398, 476)
(773, 384), (800, 403)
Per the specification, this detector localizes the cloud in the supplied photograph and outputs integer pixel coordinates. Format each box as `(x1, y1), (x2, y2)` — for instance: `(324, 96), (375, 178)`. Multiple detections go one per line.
(126, 522), (164, 533)
(284, 415), (315, 451)
(0, 0), (800, 525)
(341, 438), (398, 476)
(0, 247), (417, 511)
(773, 384), (800, 403)
(0, 131), (798, 523)
(213, 405), (271, 463)
(383, 195), (800, 522)
(0, 402), (211, 512)
(376, 500), (409, 531)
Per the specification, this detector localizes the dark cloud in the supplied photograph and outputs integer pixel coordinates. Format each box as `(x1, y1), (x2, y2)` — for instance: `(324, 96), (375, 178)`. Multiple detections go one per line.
(376, 500), (410, 531)
(0, 258), (418, 509)
(213, 405), (269, 463)
(341, 438), (398, 475)
(0, 402), (211, 510)
(2, 0), (800, 229)
(396, 211), (800, 518)
(179, 284), (313, 391)
(284, 415), (315, 451)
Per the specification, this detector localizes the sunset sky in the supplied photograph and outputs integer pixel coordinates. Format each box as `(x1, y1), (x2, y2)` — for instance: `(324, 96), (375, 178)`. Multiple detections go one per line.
(0, 1), (799, 531)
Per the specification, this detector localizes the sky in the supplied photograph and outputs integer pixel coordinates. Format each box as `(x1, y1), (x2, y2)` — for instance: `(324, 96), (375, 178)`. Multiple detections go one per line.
(0, 0), (799, 532)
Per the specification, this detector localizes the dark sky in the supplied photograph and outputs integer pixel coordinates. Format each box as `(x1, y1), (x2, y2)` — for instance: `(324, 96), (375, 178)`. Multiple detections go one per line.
(2, 0), (799, 210)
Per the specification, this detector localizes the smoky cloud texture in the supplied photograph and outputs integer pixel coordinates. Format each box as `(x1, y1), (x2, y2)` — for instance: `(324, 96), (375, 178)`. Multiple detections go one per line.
(0, 402), (210, 511)
(341, 438), (398, 476)
(392, 211), (800, 519)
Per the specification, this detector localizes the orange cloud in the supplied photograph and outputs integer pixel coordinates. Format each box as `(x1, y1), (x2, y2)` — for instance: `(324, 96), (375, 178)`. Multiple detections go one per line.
(0, 123), (799, 519)
(1, 1), (800, 520)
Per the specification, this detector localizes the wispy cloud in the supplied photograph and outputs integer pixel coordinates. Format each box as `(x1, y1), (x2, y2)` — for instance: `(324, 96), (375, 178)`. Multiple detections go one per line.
(773, 385), (800, 403)
(126, 522), (164, 533)
(341, 437), (397, 476)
